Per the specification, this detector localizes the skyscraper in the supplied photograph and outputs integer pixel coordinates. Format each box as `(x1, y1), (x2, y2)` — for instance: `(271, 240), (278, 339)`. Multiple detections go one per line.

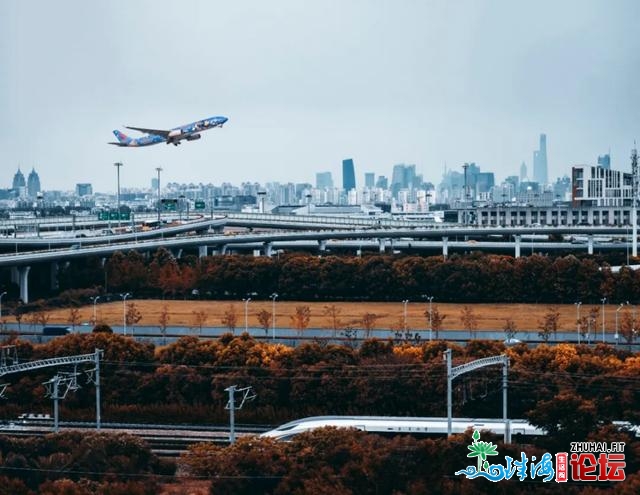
(533, 134), (548, 185)
(27, 168), (41, 198)
(519, 162), (527, 181)
(391, 164), (418, 197)
(316, 171), (333, 189)
(342, 159), (356, 191)
(364, 172), (375, 188)
(12, 168), (25, 190)
(598, 153), (611, 170)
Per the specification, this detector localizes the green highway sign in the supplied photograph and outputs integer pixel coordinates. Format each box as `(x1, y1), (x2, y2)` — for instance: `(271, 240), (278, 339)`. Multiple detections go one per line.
(195, 200), (206, 210)
(161, 198), (178, 211)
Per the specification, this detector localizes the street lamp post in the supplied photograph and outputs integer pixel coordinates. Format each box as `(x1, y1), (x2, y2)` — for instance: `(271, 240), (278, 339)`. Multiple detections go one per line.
(270, 293), (278, 342)
(179, 195), (185, 222)
(575, 302), (582, 344)
(90, 296), (100, 325)
(616, 303), (624, 346)
(243, 298), (251, 332)
(601, 297), (607, 343)
(402, 300), (409, 332)
(427, 296), (434, 341)
(114, 162), (123, 228)
(155, 167), (162, 224)
(0, 291), (6, 322)
(120, 293), (130, 335)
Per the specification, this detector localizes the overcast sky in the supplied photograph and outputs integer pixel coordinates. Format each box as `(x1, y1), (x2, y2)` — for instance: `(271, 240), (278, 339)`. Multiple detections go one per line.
(2, 0), (639, 193)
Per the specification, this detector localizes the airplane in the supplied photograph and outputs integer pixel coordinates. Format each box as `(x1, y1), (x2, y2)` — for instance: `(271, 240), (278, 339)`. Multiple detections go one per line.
(109, 115), (228, 147)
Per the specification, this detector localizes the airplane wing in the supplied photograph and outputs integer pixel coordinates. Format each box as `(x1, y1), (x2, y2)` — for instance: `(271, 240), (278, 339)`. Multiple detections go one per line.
(124, 126), (171, 138)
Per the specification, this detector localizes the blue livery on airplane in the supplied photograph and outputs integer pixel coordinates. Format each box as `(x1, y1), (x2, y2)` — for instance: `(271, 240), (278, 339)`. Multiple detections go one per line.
(109, 115), (228, 147)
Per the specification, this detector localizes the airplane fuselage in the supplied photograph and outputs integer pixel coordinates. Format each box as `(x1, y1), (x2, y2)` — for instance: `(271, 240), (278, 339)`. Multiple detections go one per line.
(109, 115), (228, 147)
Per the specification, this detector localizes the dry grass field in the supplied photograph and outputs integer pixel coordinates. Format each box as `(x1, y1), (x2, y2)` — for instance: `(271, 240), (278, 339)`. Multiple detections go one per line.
(35, 299), (617, 333)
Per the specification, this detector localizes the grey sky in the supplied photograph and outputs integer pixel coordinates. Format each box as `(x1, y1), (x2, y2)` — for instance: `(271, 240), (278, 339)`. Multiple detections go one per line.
(2, 0), (639, 192)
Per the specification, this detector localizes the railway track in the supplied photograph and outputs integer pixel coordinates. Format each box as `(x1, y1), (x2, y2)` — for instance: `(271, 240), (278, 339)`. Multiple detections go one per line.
(0, 422), (269, 456)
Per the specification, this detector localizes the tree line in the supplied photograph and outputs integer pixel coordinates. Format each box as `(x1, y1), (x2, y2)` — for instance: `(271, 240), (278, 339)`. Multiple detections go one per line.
(45, 250), (639, 304)
(1, 332), (639, 442)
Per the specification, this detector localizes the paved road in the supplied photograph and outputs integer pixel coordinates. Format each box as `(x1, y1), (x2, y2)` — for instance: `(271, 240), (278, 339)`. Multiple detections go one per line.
(1, 323), (634, 348)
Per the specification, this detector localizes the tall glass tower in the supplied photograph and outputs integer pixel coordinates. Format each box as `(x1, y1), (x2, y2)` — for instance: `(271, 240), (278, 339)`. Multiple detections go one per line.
(533, 134), (548, 185)
(342, 158), (356, 191)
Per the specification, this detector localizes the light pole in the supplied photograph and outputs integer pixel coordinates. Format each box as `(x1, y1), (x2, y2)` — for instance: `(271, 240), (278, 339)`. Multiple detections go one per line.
(114, 162), (123, 228)
(616, 303), (624, 346)
(402, 299), (409, 332)
(0, 291), (6, 322)
(427, 296), (434, 341)
(120, 292), (130, 335)
(601, 297), (607, 343)
(155, 166), (162, 224)
(243, 297), (251, 332)
(179, 195), (185, 222)
(270, 293), (278, 342)
(575, 302), (582, 344)
(90, 296), (100, 325)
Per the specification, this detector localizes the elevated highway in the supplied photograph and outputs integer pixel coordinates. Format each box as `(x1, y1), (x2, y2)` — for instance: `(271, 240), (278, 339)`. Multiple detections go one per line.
(0, 213), (635, 303)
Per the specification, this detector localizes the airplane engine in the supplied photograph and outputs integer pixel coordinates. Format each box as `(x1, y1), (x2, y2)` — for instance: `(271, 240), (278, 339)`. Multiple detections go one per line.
(186, 133), (201, 141)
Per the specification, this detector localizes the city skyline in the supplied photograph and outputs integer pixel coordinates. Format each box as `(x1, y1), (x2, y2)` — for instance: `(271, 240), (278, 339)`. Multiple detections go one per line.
(2, 1), (639, 191)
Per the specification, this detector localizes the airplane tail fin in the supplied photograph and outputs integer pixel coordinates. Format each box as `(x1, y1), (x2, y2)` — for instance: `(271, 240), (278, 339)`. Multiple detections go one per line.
(113, 130), (132, 144)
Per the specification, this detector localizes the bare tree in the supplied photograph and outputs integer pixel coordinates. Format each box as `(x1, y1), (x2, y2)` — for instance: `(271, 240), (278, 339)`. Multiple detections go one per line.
(158, 304), (170, 343)
(125, 302), (142, 332)
(426, 306), (447, 340)
(221, 304), (238, 334)
(290, 305), (311, 338)
(619, 310), (639, 349)
(460, 306), (478, 338)
(191, 310), (207, 336)
(538, 307), (560, 343)
(323, 304), (343, 337)
(361, 313), (379, 339)
(503, 318), (518, 342)
(257, 309), (272, 336)
(67, 307), (81, 332)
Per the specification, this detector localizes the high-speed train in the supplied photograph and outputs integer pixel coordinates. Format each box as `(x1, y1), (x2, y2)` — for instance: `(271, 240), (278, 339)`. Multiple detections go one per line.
(261, 416), (544, 441)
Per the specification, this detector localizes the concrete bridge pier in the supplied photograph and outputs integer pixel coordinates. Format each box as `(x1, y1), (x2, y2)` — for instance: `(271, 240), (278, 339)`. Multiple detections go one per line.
(318, 239), (327, 252)
(515, 235), (521, 258)
(172, 249), (183, 259)
(221, 245), (228, 255)
(18, 266), (30, 303)
(50, 262), (59, 290)
(199, 245), (208, 258)
(442, 237), (448, 259)
(588, 235), (594, 255)
(264, 242), (273, 257)
(378, 238), (386, 253)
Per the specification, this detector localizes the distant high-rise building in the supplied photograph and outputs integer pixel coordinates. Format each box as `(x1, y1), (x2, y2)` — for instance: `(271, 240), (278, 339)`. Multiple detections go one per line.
(376, 175), (388, 189)
(505, 175), (519, 192)
(342, 158), (356, 191)
(391, 164), (417, 196)
(519, 162), (527, 181)
(475, 172), (495, 194)
(12, 168), (25, 190)
(27, 168), (41, 198)
(598, 153), (611, 170)
(76, 183), (93, 196)
(364, 172), (375, 188)
(533, 134), (548, 184)
(316, 171), (333, 189)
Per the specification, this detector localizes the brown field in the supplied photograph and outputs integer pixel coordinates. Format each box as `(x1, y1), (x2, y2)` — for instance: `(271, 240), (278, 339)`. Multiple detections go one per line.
(33, 299), (616, 333)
